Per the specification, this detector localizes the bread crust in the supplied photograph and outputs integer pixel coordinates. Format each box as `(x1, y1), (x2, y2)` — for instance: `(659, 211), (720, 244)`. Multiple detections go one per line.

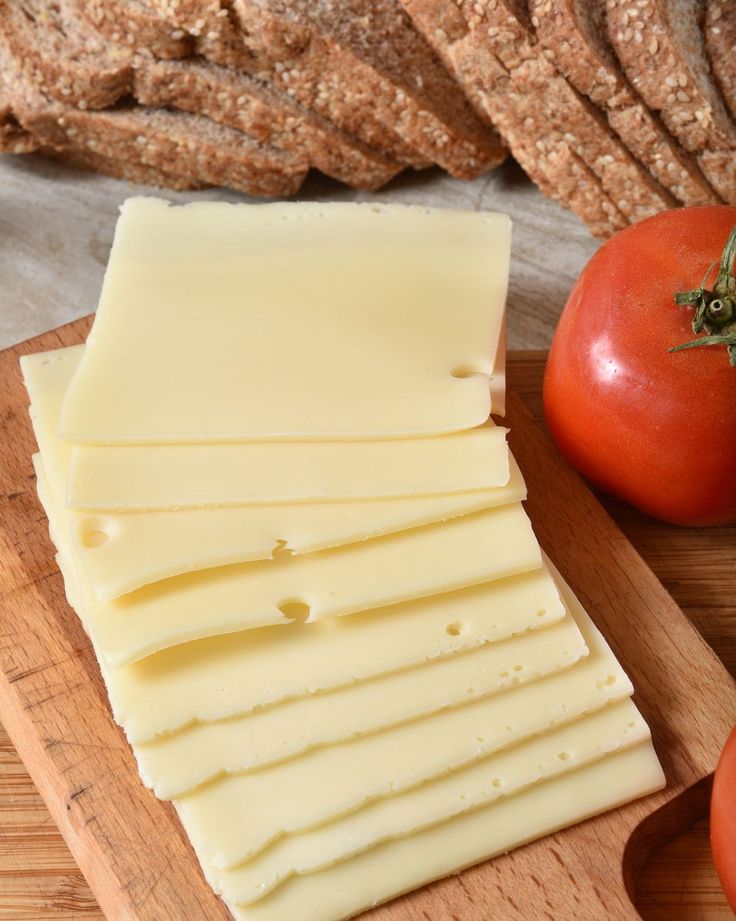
(0, 32), (308, 197)
(530, 0), (718, 206)
(95, 0), (508, 176)
(607, 0), (736, 203)
(4, 0), (404, 189)
(705, 1), (736, 122)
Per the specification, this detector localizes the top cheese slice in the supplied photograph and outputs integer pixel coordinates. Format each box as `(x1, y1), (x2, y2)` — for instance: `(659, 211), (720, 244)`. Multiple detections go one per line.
(59, 198), (511, 444)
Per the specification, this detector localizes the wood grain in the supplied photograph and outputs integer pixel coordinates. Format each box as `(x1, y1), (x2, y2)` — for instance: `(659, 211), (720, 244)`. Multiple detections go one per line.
(0, 334), (734, 921)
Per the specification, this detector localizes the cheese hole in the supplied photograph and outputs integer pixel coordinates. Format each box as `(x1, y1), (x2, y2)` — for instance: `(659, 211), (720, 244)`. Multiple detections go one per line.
(491, 778), (501, 788)
(79, 518), (116, 549)
(451, 363), (490, 380)
(445, 621), (464, 636)
(500, 670), (509, 678)
(627, 721), (636, 729)
(557, 752), (570, 762)
(82, 530), (109, 548)
(279, 601), (311, 624)
(536, 608), (546, 618)
(605, 674), (617, 685)
(513, 664), (523, 672)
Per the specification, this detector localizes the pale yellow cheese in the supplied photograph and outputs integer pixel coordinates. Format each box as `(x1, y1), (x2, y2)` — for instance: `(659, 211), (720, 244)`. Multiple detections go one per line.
(176, 584), (626, 868)
(34, 454), (566, 746)
(59, 199), (511, 443)
(22, 346), (525, 601)
(113, 566), (566, 743)
(60, 499), (544, 668)
(134, 614), (587, 797)
(226, 742), (665, 921)
(67, 424), (510, 509)
(77, 470), (525, 601)
(205, 700), (650, 905)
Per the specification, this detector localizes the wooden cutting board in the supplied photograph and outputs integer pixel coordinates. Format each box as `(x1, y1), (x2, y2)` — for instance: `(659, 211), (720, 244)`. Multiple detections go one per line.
(0, 319), (734, 921)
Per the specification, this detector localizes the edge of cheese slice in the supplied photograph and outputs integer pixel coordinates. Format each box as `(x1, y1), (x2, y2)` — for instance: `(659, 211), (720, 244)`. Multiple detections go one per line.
(225, 741), (664, 921)
(206, 699), (651, 905)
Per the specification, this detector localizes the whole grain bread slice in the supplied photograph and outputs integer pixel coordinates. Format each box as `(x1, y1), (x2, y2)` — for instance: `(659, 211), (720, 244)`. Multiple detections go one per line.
(606, 0), (736, 203)
(529, 0), (718, 206)
(0, 34), (308, 196)
(401, 0), (675, 232)
(42, 145), (207, 189)
(79, 0), (433, 167)
(458, 0), (677, 220)
(401, 0), (628, 236)
(4, 0), (404, 189)
(228, 0), (507, 179)
(705, 2), (736, 122)
(100, 0), (508, 177)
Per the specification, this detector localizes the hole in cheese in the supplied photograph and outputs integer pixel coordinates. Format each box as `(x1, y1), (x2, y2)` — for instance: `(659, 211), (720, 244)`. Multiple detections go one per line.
(450, 363), (491, 380)
(445, 621), (464, 637)
(278, 601), (311, 624)
(79, 517), (117, 549)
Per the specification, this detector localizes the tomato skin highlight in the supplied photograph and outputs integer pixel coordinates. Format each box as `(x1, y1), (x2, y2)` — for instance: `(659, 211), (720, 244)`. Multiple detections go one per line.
(711, 727), (736, 912)
(543, 206), (736, 526)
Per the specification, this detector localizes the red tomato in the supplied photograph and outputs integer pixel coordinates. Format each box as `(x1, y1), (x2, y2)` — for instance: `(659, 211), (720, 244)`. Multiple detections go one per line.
(544, 206), (736, 526)
(712, 726), (736, 911)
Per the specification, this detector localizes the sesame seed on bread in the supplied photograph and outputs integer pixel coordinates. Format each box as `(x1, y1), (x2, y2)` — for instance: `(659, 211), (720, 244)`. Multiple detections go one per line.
(0, 33), (309, 197)
(400, 0), (675, 234)
(705, 1), (736, 122)
(455, 0), (677, 221)
(5, 0), (404, 189)
(529, 0), (719, 206)
(607, 0), (736, 203)
(79, 0), (437, 166)
(141, 0), (509, 177)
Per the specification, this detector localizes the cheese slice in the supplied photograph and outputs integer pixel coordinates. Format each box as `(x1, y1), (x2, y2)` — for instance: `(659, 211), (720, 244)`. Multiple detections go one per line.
(60, 500), (544, 668)
(226, 741), (665, 921)
(204, 700), (650, 905)
(67, 424), (510, 509)
(176, 586), (626, 868)
(23, 346), (525, 601)
(34, 454), (566, 745)
(59, 198), (510, 443)
(77, 468), (525, 601)
(134, 613), (587, 797)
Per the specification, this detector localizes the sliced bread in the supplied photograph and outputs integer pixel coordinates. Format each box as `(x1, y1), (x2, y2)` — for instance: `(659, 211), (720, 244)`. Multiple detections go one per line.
(456, 0), (677, 220)
(0, 101), (37, 153)
(43, 145), (207, 190)
(401, 0), (675, 231)
(705, 1), (736, 122)
(134, 58), (403, 189)
(529, 0), (718, 205)
(4, 0), (404, 189)
(79, 0), (441, 167)
(402, 0), (628, 236)
(606, 0), (736, 203)
(0, 35), (308, 197)
(123, 0), (509, 177)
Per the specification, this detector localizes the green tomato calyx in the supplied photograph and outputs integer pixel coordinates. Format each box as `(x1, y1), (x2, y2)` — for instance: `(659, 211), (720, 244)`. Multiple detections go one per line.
(671, 225), (736, 366)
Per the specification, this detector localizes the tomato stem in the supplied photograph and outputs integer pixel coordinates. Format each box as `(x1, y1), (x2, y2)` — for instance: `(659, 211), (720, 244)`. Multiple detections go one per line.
(671, 225), (736, 365)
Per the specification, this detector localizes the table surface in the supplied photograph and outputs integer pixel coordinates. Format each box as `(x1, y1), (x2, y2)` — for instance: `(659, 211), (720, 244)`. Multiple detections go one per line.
(0, 156), (734, 920)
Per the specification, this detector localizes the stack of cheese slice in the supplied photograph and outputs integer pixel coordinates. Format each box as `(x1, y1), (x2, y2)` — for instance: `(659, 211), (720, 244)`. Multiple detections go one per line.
(22, 198), (665, 921)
